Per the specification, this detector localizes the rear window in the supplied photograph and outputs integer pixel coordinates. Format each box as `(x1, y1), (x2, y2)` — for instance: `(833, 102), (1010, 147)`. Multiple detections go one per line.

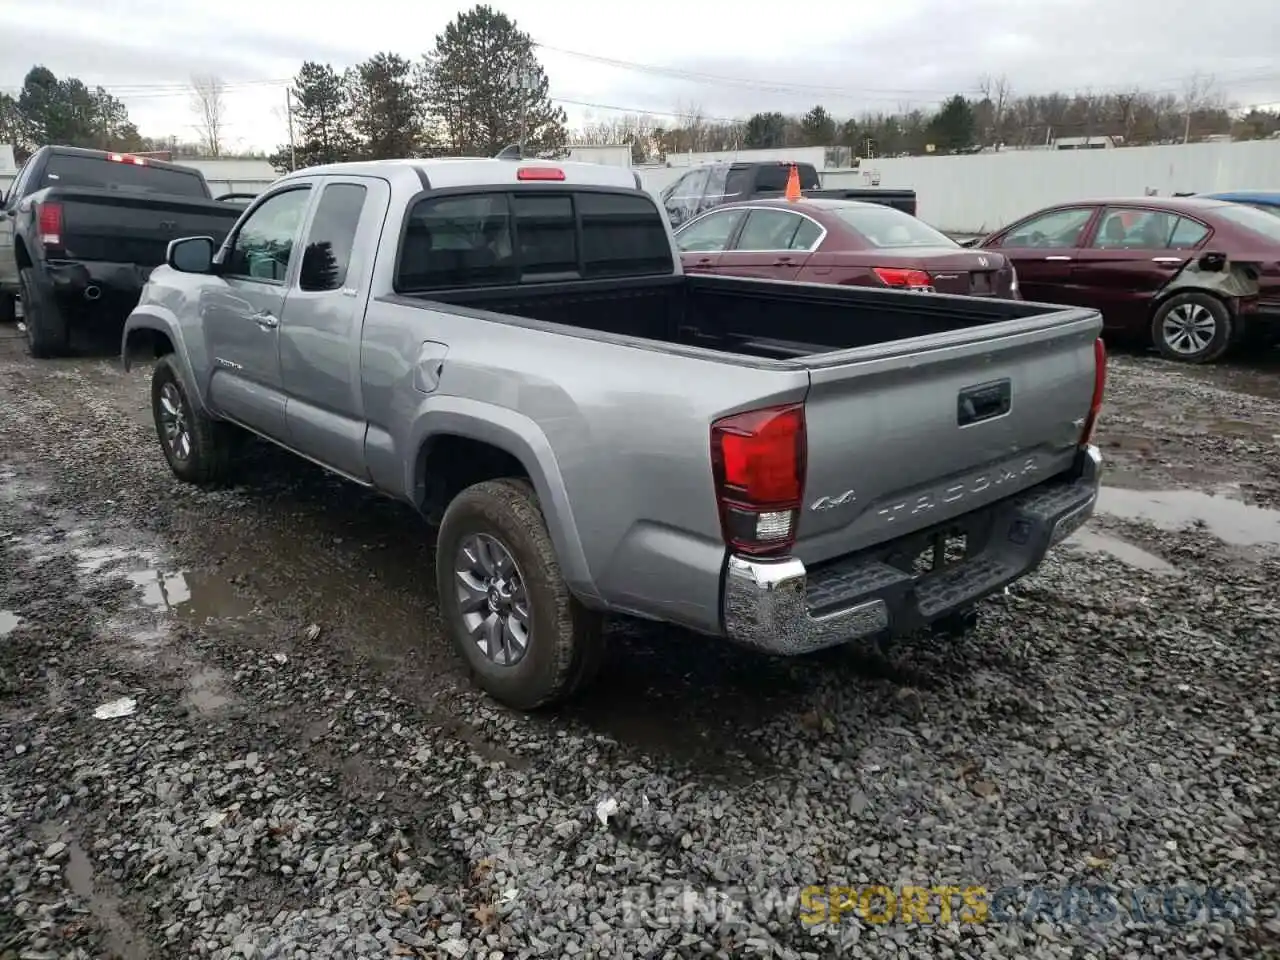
(396, 190), (673, 292)
(830, 204), (955, 248)
(41, 154), (209, 198)
(752, 164), (820, 193)
(1215, 203), (1280, 243)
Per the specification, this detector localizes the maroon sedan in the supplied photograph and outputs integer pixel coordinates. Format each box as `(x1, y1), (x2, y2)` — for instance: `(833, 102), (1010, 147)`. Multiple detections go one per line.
(975, 197), (1280, 363)
(673, 198), (1019, 299)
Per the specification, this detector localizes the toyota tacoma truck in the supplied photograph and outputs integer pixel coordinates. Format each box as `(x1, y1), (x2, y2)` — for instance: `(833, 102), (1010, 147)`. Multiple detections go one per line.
(0, 145), (249, 356)
(121, 156), (1106, 710)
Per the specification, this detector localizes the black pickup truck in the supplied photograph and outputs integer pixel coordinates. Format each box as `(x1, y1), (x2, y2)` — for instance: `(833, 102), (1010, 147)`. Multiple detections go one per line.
(0, 146), (249, 356)
(658, 160), (916, 228)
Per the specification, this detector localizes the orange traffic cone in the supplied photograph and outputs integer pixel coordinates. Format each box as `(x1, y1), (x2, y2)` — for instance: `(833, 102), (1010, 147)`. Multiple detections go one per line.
(784, 162), (801, 201)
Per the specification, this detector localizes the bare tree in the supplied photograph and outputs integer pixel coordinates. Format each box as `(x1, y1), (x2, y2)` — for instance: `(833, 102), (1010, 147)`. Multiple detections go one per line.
(1180, 72), (1217, 143)
(977, 74), (1013, 146)
(189, 74), (226, 157)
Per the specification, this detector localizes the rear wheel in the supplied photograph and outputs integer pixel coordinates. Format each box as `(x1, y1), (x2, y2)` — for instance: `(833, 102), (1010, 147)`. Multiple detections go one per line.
(1151, 292), (1232, 364)
(18, 268), (69, 358)
(436, 478), (604, 710)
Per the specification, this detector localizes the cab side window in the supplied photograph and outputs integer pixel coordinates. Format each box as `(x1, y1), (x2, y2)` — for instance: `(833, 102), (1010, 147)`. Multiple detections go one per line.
(299, 183), (369, 292)
(226, 187), (312, 282)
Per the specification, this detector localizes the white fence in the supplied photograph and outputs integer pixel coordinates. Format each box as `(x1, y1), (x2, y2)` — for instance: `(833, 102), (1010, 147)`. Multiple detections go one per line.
(819, 139), (1280, 234)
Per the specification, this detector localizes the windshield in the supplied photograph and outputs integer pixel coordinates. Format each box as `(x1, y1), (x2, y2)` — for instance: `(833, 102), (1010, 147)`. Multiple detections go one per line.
(1216, 203), (1280, 242)
(830, 204), (955, 248)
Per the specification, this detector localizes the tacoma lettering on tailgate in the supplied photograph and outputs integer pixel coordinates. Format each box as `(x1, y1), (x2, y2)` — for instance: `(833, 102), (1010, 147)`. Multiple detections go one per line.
(877, 457), (1039, 523)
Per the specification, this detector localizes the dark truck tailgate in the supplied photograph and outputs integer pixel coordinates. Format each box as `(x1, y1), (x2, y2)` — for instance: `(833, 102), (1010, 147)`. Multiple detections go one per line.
(45, 188), (246, 266)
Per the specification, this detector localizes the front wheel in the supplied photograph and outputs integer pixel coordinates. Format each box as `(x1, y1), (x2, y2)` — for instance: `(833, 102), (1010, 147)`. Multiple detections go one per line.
(1151, 292), (1232, 364)
(436, 478), (604, 710)
(150, 356), (236, 486)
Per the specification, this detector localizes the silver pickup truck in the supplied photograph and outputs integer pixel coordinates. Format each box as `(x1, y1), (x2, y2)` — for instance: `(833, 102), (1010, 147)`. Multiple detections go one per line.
(122, 157), (1106, 710)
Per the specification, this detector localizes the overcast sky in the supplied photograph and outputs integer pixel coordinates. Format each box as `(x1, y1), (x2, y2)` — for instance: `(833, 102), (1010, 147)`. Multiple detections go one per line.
(3, 0), (1279, 153)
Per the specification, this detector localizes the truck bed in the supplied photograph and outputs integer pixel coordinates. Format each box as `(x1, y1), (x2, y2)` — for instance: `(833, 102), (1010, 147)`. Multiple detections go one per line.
(402, 272), (1061, 363)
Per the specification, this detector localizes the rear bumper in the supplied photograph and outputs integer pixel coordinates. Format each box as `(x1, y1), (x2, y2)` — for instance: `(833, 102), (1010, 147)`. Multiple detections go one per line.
(722, 444), (1102, 655)
(43, 259), (155, 307)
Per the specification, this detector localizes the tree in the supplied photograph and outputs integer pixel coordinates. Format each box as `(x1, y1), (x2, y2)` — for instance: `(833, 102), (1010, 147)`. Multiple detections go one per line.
(189, 74), (226, 157)
(422, 5), (566, 157)
(348, 52), (423, 160)
(744, 112), (787, 149)
(12, 66), (142, 153)
(288, 61), (357, 168)
(927, 94), (976, 152)
(799, 105), (836, 146)
(0, 93), (22, 154)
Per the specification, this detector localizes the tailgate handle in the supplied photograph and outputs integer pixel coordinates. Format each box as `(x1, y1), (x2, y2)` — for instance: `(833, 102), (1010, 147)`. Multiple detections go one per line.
(957, 379), (1012, 426)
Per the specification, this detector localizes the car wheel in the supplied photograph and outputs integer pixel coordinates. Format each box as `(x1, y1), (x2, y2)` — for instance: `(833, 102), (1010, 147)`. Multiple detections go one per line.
(18, 268), (69, 358)
(436, 478), (604, 711)
(1151, 292), (1232, 364)
(151, 355), (236, 485)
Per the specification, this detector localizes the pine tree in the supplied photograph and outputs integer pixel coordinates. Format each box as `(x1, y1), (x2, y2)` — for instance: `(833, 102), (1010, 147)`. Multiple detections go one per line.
(348, 53), (423, 160)
(422, 5), (567, 157)
(291, 61), (357, 168)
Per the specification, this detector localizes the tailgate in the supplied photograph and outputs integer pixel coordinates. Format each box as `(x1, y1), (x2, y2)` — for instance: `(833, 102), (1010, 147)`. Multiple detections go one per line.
(795, 308), (1102, 565)
(54, 190), (243, 266)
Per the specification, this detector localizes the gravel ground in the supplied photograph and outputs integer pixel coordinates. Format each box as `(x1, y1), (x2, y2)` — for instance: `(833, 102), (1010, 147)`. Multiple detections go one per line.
(1, 327), (1279, 960)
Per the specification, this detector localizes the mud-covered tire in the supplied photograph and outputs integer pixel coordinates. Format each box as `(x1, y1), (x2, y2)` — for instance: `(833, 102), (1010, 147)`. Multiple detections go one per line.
(436, 478), (604, 710)
(151, 355), (236, 486)
(1151, 292), (1232, 364)
(18, 268), (69, 358)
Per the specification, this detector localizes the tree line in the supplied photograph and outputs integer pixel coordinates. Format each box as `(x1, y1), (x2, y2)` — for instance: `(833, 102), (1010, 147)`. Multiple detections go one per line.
(6, 15), (1280, 172)
(581, 76), (1280, 161)
(273, 4), (566, 172)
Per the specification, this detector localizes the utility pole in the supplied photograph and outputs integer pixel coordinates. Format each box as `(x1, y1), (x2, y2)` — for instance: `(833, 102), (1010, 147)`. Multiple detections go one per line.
(508, 61), (536, 158)
(285, 88), (297, 170)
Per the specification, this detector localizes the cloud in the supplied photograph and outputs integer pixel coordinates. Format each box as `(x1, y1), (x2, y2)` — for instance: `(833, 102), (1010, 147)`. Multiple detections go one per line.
(3, 0), (1278, 149)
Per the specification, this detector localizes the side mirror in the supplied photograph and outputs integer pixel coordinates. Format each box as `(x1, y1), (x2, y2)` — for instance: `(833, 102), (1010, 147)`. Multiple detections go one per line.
(166, 236), (216, 274)
(959, 237), (982, 248)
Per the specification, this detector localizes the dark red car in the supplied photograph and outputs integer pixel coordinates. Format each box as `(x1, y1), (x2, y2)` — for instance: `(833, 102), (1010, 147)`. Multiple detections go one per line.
(673, 198), (1019, 299)
(974, 197), (1280, 363)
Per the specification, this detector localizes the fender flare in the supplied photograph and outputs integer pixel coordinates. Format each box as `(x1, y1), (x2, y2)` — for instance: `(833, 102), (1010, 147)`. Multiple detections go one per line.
(120, 308), (208, 413)
(406, 396), (597, 600)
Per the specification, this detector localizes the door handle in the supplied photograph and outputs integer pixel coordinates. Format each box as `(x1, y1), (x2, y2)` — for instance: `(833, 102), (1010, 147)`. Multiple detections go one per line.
(1044, 255), (1072, 261)
(696, 256), (714, 264)
(1152, 257), (1183, 264)
(251, 311), (278, 329)
(772, 257), (794, 266)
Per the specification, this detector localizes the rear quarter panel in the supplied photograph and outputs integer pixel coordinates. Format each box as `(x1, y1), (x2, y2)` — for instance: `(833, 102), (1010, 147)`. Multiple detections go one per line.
(360, 294), (810, 631)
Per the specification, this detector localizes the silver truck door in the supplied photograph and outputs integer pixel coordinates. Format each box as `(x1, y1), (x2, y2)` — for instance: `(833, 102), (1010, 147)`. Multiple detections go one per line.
(202, 183), (314, 438)
(278, 175), (391, 480)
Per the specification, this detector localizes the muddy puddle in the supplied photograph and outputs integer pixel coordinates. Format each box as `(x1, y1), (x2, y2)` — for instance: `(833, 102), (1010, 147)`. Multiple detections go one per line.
(1065, 528), (1180, 575)
(1095, 486), (1280, 548)
(0, 610), (22, 637)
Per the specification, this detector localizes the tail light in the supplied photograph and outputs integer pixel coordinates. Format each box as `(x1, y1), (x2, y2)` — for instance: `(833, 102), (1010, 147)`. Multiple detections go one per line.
(37, 201), (63, 252)
(1079, 337), (1107, 445)
(109, 153), (147, 165)
(710, 403), (807, 557)
(517, 167), (564, 181)
(873, 267), (933, 291)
